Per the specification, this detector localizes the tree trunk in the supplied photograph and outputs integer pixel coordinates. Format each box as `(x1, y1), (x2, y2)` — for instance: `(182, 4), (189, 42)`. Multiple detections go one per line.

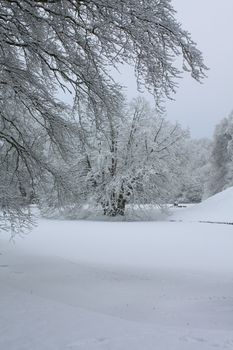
(102, 191), (126, 217)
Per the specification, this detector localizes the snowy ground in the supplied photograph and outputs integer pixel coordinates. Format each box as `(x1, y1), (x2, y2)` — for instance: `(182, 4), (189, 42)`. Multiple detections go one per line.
(1, 191), (233, 349)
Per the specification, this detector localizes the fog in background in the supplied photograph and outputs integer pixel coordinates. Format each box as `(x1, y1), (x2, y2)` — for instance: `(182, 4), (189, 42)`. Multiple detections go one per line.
(112, 0), (233, 138)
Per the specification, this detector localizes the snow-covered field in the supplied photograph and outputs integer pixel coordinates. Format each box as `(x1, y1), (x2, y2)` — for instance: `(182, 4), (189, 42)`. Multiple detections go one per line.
(1, 189), (233, 350)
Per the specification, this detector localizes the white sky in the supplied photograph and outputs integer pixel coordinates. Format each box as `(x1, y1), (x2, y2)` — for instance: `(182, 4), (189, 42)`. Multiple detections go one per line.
(114, 0), (233, 138)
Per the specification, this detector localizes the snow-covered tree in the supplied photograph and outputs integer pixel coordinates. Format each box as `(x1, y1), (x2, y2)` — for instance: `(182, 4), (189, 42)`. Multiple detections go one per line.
(0, 89), (75, 228)
(0, 0), (207, 229)
(52, 96), (188, 217)
(175, 138), (212, 203)
(206, 113), (233, 197)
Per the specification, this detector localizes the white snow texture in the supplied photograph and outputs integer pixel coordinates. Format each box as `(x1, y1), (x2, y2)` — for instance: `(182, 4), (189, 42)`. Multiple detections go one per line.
(0, 188), (233, 350)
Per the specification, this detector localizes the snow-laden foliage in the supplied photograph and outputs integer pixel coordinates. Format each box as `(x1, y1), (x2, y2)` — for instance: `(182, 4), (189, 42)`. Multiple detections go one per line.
(175, 138), (212, 203)
(206, 112), (233, 197)
(0, 96), (76, 232)
(42, 97), (188, 218)
(1, 0), (206, 102)
(0, 0), (207, 229)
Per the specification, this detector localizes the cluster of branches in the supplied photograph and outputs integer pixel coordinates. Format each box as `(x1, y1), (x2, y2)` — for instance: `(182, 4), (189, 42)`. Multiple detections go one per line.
(41, 96), (189, 218)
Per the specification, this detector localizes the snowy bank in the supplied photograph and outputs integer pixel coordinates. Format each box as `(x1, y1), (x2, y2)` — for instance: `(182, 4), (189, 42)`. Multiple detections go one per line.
(171, 187), (233, 223)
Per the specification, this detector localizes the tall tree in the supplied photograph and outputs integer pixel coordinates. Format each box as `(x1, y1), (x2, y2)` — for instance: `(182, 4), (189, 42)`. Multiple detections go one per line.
(48, 96), (188, 218)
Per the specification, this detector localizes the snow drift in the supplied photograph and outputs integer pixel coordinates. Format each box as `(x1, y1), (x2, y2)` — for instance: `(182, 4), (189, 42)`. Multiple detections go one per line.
(171, 187), (233, 223)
